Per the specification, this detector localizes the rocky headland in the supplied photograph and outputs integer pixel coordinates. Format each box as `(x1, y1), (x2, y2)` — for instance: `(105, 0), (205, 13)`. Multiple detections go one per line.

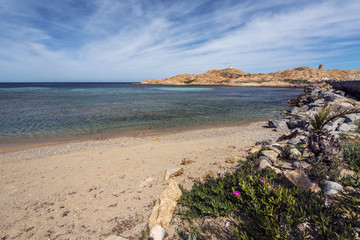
(140, 66), (360, 87)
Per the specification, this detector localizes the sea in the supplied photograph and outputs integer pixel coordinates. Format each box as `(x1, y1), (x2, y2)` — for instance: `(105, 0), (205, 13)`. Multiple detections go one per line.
(0, 82), (303, 145)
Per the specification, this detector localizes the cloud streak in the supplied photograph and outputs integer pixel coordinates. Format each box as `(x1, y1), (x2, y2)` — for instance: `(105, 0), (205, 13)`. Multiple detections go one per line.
(0, 0), (359, 81)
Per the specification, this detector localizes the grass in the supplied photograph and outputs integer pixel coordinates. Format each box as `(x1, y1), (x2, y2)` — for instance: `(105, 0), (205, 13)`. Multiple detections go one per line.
(177, 156), (360, 239)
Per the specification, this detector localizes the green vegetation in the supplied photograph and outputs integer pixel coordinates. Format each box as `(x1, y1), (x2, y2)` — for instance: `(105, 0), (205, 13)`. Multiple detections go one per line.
(184, 78), (197, 84)
(177, 158), (359, 239)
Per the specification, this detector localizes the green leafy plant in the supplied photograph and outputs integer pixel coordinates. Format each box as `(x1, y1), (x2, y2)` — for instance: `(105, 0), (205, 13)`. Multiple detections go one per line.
(177, 159), (360, 239)
(296, 99), (360, 132)
(343, 140), (360, 171)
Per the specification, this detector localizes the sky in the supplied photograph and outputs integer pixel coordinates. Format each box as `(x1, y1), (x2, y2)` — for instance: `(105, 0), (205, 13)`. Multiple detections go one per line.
(0, 0), (359, 82)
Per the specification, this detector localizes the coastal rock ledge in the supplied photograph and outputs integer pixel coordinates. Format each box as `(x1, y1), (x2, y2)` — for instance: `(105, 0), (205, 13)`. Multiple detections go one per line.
(140, 66), (360, 87)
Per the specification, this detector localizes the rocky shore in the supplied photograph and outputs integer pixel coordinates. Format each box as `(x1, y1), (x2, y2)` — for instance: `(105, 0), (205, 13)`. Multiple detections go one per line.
(137, 84), (360, 240)
(140, 66), (360, 87)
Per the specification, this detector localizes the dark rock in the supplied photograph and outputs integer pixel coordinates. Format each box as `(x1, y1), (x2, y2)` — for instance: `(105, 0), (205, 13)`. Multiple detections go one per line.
(268, 119), (280, 128)
(287, 118), (305, 130)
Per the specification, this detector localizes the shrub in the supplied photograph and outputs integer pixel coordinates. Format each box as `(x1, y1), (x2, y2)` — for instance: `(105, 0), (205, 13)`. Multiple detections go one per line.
(177, 160), (360, 239)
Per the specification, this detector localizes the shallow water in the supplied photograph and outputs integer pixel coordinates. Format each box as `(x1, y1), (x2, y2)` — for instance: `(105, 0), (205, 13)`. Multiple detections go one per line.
(0, 83), (302, 144)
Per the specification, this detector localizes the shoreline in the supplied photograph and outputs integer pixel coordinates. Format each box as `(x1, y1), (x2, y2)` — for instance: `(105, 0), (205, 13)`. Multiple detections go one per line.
(0, 118), (265, 154)
(0, 120), (284, 239)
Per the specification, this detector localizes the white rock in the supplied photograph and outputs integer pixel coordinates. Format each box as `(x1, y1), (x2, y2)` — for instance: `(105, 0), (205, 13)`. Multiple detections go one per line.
(150, 225), (166, 240)
(289, 148), (301, 159)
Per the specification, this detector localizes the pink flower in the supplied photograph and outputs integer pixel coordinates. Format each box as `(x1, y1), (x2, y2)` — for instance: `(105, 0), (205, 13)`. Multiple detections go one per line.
(230, 193), (233, 196)
(234, 191), (240, 196)
(261, 179), (265, 183)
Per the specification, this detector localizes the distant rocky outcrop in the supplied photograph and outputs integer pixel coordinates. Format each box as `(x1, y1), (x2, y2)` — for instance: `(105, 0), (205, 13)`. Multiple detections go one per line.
(140, 65), (360, 87)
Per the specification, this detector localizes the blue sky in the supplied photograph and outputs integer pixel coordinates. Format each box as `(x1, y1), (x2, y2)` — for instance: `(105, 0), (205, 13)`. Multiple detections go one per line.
(0, 0), (359, 82)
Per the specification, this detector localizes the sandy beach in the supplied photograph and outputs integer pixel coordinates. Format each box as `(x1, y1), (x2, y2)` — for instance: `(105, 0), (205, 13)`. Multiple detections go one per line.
(0, 121), (282, 239)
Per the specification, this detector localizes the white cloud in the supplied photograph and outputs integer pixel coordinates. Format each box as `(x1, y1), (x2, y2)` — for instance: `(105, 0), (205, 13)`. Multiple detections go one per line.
(0, 0), (359, 81)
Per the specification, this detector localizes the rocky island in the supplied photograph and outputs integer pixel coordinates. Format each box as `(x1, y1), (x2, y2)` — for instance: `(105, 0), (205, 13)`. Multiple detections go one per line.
(140, 65), (360, 87)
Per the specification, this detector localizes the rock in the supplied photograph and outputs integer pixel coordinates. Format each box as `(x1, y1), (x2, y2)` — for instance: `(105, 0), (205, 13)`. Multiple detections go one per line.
(321, 181), (343, 195)
(313, 98), (325, 105)
(324, 94), (340, 102)
(277, 120), (290, 132)
(255, 139), (272, 146)
(301, 148), (311, 158)
(249, 145), (262, 154)
(269, 145), (285, 158)
(337, 123), (357, 132)
(287, 118), (304, 130)
(225, 157), (240, 163)
(181, 158), (194, 165)
(150, 225), (166, 240)
(259, 159), (272, 170)
(283, 169), (320, 193)
(148, 180), (182, 229)
(287, 135), (307, 145)
(138, 177), (156, 188)
(292, 160), (311, 169)
(289, 148), (301, 160)
(200, 171), (218, 182)
(340, 169), (355, 178)
(104, 235), (128, 240)
(261, 150), (279, 163)
(164, 168), (184, 180)
(277, 130), (298, 142)
(268, 119), (280, 128)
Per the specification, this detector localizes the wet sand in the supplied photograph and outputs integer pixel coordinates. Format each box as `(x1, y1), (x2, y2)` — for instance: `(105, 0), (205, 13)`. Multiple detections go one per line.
(0, 121), (282, 239)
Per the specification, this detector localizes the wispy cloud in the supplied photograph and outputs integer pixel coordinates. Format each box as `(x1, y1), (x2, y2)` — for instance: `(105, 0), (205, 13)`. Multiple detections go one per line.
(0, 0), (359, 81)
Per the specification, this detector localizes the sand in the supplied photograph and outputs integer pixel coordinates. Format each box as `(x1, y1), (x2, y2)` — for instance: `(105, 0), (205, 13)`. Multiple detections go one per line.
(0, 121), (282, 239)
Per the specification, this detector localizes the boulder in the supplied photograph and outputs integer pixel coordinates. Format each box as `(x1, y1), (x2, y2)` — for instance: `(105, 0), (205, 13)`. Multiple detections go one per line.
(289, 148), (301, 160)
(164, 168), (184, 180)
(324, 94), (340, 102)
(269, 145), (285, 158)
(313, 98), (325, 105)
(259, 159), (272, 170)
(337, 123), (357, 132)
(283, 169), (320, 193)
(321, 181), (343, 195)
(287, 135), (307, 145)
(277, 120), (290, 132)
(287, 118), (304, 130)
(150, 225), (166, 240)
(292, 160), (311, 169)
(148, 180), (182, 229)
(268, 119), (280, 128)
(249, 145), (262, 154)
(261, 150), (279, 163)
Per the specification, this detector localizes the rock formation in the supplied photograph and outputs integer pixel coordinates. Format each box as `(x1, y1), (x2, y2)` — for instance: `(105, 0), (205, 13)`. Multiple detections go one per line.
(140, 66), (360, 87)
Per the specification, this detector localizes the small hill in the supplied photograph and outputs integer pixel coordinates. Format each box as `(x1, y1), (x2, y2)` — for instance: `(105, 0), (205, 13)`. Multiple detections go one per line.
(140, 66), (360, 87)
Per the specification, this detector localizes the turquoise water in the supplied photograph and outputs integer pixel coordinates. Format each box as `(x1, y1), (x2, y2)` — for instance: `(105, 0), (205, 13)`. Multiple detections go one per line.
(0, 83), (302, 144)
